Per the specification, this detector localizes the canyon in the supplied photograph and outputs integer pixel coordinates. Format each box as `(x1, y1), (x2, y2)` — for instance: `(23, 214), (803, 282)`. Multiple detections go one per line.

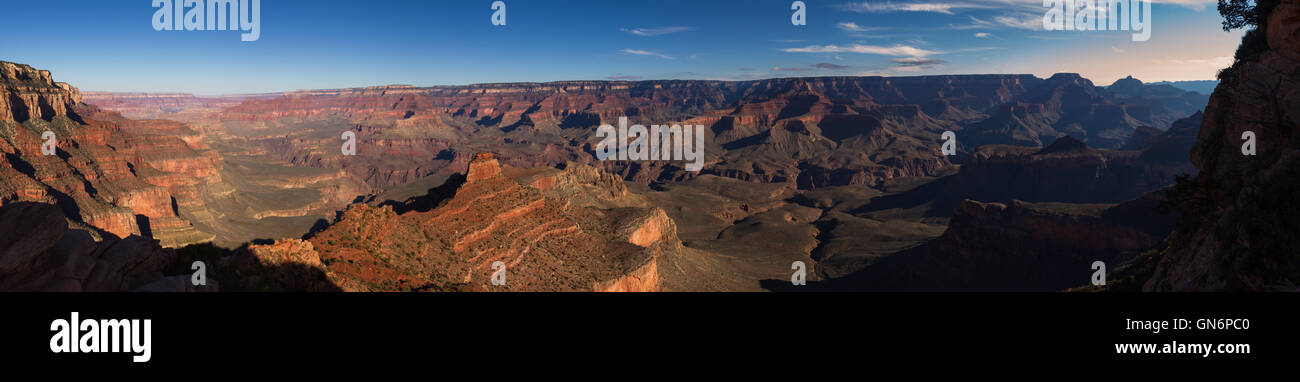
(4, 56), (1245, 291)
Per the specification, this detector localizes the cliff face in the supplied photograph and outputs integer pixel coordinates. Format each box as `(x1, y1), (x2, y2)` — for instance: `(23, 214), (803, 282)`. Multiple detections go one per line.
(0, 202), (197, 292)
(251, 153), (677, 291)
(1145, 1), (1300, 291)
(946, 125), (1199, 205)
(1, 61), (81, 123)
(963, 73), (1206, 149)
(825, 198), (1169, 291)
(0, 62), (218, 248)
(82, 91), (273, 122)
(202, 73), (1203, 193)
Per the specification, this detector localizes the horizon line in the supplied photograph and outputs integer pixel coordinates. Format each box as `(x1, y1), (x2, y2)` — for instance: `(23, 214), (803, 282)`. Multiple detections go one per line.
(76, 73), (1220, 98)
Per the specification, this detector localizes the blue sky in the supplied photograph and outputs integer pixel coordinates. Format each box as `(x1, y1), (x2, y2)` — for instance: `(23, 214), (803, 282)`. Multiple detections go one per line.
(0, 0), (1243, 95)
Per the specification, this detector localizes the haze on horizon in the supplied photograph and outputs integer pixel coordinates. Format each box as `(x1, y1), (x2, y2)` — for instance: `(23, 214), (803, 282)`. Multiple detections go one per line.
(0, 0), (1243, 95)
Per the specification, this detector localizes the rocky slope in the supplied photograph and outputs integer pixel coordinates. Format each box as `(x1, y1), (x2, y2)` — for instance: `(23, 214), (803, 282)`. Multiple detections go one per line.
(811, 195), (1172, 291)
(1, 61), (217, 248)
(1, 61), (81, 123)
(226, 153), (681, 291)
(0, 202), (209, 292)
(943, 123), (1199, 205)
(1144, 0), (1300, 291)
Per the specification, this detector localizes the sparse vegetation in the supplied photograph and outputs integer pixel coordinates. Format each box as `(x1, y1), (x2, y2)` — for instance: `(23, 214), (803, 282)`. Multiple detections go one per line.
(1217, 0), (1282, 83)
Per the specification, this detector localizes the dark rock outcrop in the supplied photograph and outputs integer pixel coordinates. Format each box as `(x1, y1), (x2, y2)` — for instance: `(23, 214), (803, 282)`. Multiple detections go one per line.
(0, 202), (203, 292)
(942, 131), (1197, 205)
(821, 197), (1169, 291)
(1144, 0), (1300, 291)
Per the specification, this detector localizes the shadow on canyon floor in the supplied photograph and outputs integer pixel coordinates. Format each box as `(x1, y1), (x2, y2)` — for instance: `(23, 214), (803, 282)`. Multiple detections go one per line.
(168, 173), (477, 292)
(175, 242), (343, 292)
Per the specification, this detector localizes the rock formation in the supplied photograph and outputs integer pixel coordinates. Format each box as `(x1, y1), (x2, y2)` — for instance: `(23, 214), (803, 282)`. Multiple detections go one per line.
(0, 202), (205, 292)
(200, 74), (1204, 194)
(818, 196), (1170, 291)
(11, 61), (1218, 293)
(1144, 0), (1300, 291)
(1, 62), (218, 248)
(1, 61), (81, 123)
(240, 153), (679, 291)
(944, 130), (1198, 204)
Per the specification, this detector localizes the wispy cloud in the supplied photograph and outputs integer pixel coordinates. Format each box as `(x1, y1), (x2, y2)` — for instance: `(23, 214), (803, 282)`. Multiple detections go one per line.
(836, 22), (888, 32)
(607, 75), (642, 80)
(891, 57), (947, 67)
(814, 62), (853, 70)
(1168, 56), (1232, 66)
(620, 26), (693, 36)
(974, 32), (991, 38)
(783, 44), (939, 57)
(844, 0), (1213, 15)
(990, 14), (1042, 30)
(772, 66), (816, 72)
(953, 14), (1042, 30)
(1155, 0), (1215, 10)
(855, 70), (891, 77)
(620, 49), (674, 59)
(772, 62), (856, 72)
(839, 1), (995, 15)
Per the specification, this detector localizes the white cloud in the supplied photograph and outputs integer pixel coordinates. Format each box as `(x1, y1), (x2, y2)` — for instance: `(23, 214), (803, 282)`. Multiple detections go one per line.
(1154, 0), (1215, 10)
(843, 0), (1216, 14)
(839, 2), (996, 14)
(620, 26), (693, 36)
(782, 44), (939, 57)
(836, 22), (888, 32)
(1168, 56), (1233, 66)
(772, 66), (816, 72)
(974, 32), (991, 38)
(891, 57), (947, 67)
(992, 14), (1042, 30)
(814, 62), (854, 70)
(953, 14), (1042, 30)
(620, 49), (674, 59)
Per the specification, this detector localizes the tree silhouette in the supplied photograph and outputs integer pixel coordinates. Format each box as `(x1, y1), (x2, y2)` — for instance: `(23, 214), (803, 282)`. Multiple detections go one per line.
(1216, 0), (1282, 78)
(1218, 0), (1263, 31)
